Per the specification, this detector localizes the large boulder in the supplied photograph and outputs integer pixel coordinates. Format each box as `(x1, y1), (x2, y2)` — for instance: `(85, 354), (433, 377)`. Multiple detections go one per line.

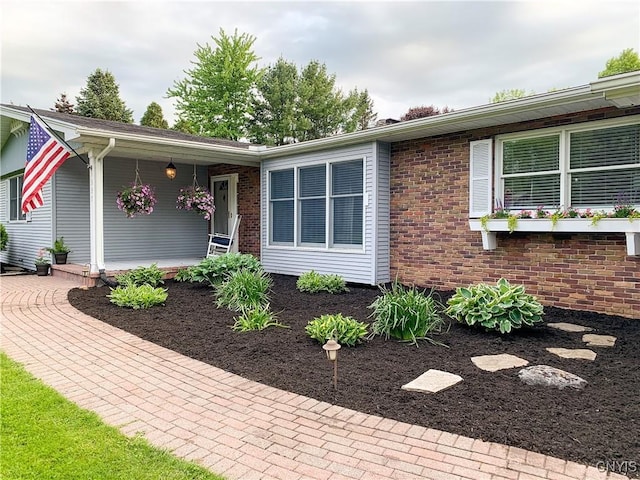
(518, 365), (587, 390)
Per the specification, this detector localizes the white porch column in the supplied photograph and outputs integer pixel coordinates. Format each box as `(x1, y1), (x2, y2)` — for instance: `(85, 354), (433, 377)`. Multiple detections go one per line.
(88, 140), (115, 274)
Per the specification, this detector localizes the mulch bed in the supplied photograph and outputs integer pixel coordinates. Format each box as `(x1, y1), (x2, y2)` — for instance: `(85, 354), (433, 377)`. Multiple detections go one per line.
(68, 275), (640, 476)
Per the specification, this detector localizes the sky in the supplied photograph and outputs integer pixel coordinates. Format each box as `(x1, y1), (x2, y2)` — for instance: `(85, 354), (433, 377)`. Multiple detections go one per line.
(1, 0), (639, 125)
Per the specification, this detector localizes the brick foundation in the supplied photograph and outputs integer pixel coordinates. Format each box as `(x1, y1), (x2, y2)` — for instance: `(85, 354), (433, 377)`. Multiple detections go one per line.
(390, 107), (640, 319)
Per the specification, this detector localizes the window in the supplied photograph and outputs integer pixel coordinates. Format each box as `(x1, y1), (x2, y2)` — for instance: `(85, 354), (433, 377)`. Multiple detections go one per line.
(268, 159), (364, 248)
(9, 175), (26, 221)
(497, 119), (640, 210)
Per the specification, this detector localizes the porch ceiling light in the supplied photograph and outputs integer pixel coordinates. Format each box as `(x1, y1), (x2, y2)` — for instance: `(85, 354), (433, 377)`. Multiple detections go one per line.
(165, 161), (177, 180)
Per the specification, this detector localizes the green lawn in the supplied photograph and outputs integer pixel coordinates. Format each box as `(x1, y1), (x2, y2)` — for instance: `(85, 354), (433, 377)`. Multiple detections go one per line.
(0, 352), (225, 480)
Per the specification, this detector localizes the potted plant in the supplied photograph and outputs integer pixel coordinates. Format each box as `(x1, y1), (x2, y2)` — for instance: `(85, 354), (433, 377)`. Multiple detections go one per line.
(116, 183), (157, 218)
(46, 237), (71, 265)
(35, 249), (51, 276)
(176, 185), (215, 220)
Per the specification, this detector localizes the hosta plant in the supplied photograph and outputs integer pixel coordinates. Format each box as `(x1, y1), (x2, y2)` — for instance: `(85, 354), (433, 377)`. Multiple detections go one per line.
(445, 278), (544, 334)
(232, 304), (288, 332)
(175, 253), (262, 286)
(296, 270), (349, 294)
(107, 284), (168, 309)
(368, 282), (446, 346)
(216, 269), (272, 312)
(305, 313), (368, 346)
(115, 263), (164, 287)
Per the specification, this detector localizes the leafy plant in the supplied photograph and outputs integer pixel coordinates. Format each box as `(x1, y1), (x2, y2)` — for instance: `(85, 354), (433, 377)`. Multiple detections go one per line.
(232, 304), (288, 332)
(116, 183), (156, 218)
(215, 269), (272, 312)
(368, 282), (446, 346)
(46, 237), (71, 254)
(108, 284), (168, 309)
(115, 264), (165, 287)
(176, 253), (262, 286)
(445, 278), (544, 334)
(0, 223), (9, 251)
(34, 248), (50, 265)
(305, 313), (368, 346)
(176, 186), (215, 220)
(296, 270), (349, 294)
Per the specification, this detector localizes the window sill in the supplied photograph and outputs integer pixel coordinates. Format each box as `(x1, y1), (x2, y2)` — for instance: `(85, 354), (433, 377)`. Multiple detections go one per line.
(468, 218), (640, 256)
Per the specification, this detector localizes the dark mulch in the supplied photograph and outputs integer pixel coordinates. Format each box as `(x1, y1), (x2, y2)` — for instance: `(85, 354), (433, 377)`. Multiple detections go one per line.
(68, 275), (640, 475)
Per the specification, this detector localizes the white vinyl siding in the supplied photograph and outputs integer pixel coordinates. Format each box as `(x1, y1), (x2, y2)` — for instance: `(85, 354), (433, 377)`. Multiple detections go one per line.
(495, 116), (640, 211)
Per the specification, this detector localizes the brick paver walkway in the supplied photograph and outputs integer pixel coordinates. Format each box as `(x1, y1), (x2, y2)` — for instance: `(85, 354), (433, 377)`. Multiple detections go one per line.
(0, 275), (628, 480)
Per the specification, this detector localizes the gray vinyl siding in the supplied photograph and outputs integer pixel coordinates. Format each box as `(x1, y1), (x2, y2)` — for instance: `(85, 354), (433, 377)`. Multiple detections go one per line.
(261, 142), (390, 285)
(53, 157), (90, 264)
(0, 131), (53, 270)
(103, 157), (209, 262)
(375, 142), (391, 284)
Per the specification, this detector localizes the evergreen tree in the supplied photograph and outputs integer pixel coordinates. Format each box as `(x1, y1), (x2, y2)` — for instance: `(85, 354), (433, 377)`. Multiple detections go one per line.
(53, 93), (74, 114)
(76, 68), (133, 123)
(598, 48), (640, 78)
(167, 28), (262, 140)
(140, 102), (169, 129)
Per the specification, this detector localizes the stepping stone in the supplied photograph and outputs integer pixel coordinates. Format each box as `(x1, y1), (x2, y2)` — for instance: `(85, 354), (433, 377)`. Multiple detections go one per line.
(518, 365), (587, 390)
(401, 369), (462, 393)
(582, 334), (616, 347)
(471, 353), (529, 372)
(547, 322), (593, 333)
(546, 347), (597, 361)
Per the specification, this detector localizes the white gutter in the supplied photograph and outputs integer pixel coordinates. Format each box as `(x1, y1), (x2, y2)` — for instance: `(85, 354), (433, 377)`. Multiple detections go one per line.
(89, 138), (115, 274)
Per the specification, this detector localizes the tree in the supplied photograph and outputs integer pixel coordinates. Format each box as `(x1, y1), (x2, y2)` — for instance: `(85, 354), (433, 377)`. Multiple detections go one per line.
(598, 48), (640, 78)
(53, 93), (74, 114)
(343, 88), (377, 131)
(167, 28), (262, 140)
(75, 69), (133, 123)
(490, 89), (534, 103)
(400, 105), (452, 121)
(140, 102), (169, 129)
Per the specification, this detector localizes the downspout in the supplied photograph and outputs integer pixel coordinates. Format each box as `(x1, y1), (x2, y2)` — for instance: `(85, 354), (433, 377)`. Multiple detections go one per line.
(88, 139), (115, 286)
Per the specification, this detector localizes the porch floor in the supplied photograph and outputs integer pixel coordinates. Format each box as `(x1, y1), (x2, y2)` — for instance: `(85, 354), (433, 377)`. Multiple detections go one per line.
(51, 258), (203, 287)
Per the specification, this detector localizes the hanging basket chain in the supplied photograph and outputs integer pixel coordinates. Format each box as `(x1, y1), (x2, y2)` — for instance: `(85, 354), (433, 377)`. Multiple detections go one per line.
(192, 164), (199, 188)
(134, 160), (143, 186)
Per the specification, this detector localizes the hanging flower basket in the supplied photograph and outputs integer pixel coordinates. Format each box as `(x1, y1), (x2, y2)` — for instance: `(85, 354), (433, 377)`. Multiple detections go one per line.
(176, 185), (215, 220)
(116, 183), (157, 218)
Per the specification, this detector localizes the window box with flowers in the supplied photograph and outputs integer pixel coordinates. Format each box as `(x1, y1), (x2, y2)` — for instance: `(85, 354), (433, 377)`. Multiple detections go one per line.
(469, 205), (640, 256)
(176, 185), (215, 220)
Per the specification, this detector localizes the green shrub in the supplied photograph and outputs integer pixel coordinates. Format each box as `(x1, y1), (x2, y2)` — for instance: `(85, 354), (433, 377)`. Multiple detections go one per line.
(216, 269), (272, 312)
(107, 284), (168, 309)
(368, 282), (445, 345)
(296, 270), (348, 294)
(445, 278), (544, 334)
(176, 254), (262, 286)
(305, 313), (368, 346)
(0, 223), (9, 251)
(115, 264), (164, 287)
(232, 304), (288, 332)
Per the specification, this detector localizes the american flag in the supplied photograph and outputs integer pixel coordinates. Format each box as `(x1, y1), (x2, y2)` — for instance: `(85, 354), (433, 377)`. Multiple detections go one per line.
(22, 115), (72, 213)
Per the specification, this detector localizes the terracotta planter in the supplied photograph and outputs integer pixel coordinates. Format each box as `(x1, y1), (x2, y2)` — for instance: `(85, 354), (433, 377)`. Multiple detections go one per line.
(35, 264), (50, 276)
(54, 252), (68, 265)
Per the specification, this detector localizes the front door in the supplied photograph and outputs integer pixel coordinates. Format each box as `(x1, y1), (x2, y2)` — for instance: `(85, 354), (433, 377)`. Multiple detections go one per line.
(210, 174), (238, 252)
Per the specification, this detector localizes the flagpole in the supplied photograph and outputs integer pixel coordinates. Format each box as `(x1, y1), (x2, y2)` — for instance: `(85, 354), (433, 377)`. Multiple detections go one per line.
(26, 105), (89, 166)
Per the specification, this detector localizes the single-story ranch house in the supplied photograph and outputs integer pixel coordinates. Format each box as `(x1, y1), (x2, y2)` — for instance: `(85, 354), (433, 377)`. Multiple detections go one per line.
(1, 71), (638, 318)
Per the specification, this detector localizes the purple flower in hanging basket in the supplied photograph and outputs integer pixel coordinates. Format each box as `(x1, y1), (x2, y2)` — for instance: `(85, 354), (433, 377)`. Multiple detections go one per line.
(176, 186), (215, 220)
(116, 183), (157, 218)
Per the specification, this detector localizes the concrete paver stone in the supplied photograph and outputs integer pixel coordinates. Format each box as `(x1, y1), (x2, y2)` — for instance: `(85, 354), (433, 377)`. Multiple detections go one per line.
(470, 353), (529, 372)
(401, 369), (463, 393)
(546, 347), (597, 361)
(546, 322), (594, 333)
(582, 334), (617, 347)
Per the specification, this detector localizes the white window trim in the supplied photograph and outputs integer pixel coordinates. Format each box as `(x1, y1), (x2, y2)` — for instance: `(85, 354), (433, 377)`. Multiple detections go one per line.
(7, 175), (29, 223)
(266, 157), (366, 252)
(495, 115), (640, 212)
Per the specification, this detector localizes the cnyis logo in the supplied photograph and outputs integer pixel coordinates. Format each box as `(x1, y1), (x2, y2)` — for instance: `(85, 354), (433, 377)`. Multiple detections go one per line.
(595, 460), (638, 474)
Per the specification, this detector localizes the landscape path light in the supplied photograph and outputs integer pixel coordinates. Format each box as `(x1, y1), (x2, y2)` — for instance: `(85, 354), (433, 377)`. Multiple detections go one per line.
(322, 338), (341, 390)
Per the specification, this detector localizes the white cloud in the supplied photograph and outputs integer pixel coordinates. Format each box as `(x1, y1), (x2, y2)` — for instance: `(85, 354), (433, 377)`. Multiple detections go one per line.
(1, 0), (638, 124)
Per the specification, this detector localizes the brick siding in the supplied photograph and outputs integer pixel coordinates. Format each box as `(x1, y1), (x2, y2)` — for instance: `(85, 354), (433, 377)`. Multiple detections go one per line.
(390, 107), (640, 319)
(208, 164), (261, 258)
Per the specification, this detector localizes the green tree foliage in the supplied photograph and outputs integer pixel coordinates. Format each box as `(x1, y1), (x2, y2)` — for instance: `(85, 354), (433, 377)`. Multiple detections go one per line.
(140, 102), (169, 129)
(167, 28), (262, 140)
(400, 105), (452, 121)
(598, 48), (640, 78)
(490, 88), (534, 103)
(75, 68), (133, 123)
(250, 59), (376, 145)
(53, 93), (74, 114)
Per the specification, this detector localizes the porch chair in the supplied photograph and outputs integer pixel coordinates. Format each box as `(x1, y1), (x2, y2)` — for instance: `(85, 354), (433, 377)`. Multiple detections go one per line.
(207, 214), (242, 257)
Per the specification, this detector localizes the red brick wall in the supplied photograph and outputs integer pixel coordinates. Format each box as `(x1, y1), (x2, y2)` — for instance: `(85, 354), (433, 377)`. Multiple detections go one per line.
(390, 107), (640, 319)
(208, 164), (261, 258)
